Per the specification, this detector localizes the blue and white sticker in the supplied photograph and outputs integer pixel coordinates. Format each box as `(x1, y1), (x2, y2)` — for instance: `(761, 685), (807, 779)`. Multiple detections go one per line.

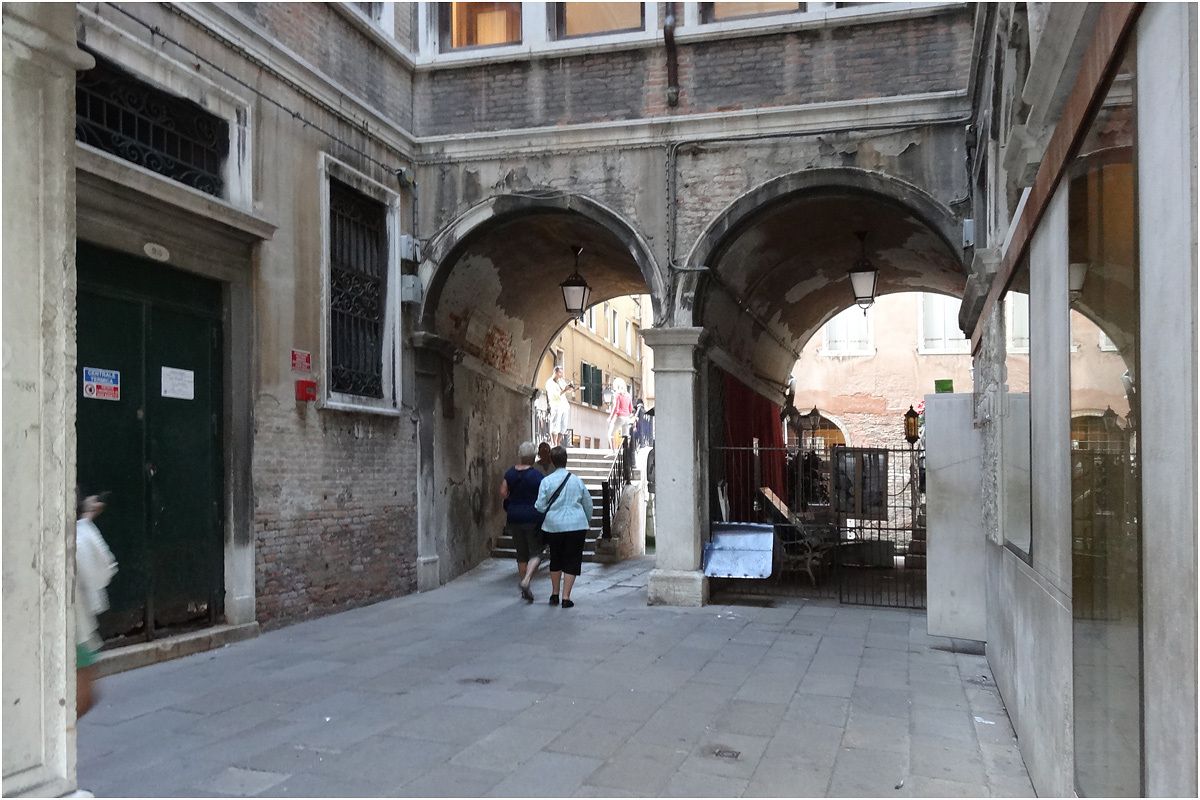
(82, 367), (120, 401)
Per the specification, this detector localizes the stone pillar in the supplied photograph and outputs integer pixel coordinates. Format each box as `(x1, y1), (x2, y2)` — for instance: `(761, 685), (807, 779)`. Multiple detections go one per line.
(3, 4), (94, 796)
(641, 327), (708, 606)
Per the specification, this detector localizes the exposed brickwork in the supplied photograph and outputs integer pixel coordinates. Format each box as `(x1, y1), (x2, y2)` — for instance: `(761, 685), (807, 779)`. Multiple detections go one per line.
(252, 403), (419, 628)
(415, 10), (972, 134)
(236, 2), (414, 130)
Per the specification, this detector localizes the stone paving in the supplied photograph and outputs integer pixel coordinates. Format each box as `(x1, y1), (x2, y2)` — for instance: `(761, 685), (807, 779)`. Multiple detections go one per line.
(78, 557), (1034, 797)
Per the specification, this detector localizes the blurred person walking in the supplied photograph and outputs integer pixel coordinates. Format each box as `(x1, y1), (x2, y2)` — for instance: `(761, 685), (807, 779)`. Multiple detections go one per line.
(75, 491), (118, 717)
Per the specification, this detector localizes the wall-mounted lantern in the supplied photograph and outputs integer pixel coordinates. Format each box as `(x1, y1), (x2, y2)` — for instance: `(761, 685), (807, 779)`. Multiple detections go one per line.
(560, 245), (592, 318)
(849, 231), (879, 312)
(904, 405), (921, 445)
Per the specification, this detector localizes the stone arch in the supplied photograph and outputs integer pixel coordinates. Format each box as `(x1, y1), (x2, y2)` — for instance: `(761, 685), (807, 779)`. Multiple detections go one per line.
(673, 168), (966, 327)
(418, 191), (666, 334)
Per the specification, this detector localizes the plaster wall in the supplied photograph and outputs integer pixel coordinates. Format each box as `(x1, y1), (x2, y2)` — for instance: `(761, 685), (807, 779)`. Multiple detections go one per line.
(924, 393), (986, 641)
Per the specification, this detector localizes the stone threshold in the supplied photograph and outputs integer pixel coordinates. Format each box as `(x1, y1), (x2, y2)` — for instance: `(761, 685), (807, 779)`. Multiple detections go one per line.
(94, 622), (260, 678)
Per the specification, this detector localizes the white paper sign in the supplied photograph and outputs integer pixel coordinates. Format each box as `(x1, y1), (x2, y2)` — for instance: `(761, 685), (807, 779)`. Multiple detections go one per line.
(161, 367), (195, 400)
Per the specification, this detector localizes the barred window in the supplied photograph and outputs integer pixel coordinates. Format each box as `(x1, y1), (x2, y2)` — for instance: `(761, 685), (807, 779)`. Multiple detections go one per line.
(329, 180), (388, 399)
(75, 49), (229, 197)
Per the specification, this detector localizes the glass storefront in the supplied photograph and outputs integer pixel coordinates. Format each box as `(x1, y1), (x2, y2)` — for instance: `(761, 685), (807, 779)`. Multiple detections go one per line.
(1069, 40), (1141, 798)
(1002, 271), (1031, 556)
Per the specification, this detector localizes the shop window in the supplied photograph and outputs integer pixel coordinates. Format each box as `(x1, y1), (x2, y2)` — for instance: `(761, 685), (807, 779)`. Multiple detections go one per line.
(1001, 274), (1032, 558)
(700, 2), (803, 22)
(327, 179), (391, 400)
(1069, 42), (1141, 798)
(919, 293), (971, 354)
(552, 2), (643, 39)
(439, 2), (522, 50)
(821, 306), (873, 356)
(75, 49), (229, 197)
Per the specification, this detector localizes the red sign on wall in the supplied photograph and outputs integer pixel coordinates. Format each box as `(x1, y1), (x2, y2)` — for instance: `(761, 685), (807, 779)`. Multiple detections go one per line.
(291, 349), (312, 373)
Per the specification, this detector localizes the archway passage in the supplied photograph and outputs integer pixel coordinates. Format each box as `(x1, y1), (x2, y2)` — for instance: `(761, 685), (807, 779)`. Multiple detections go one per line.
(694, 179), (967, 387)
(686, 177), (968, 609)
(414, 198), (657, 588)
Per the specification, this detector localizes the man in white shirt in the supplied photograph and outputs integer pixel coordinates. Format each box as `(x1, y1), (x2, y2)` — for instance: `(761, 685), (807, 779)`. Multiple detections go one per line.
(545, 365), (574, 447)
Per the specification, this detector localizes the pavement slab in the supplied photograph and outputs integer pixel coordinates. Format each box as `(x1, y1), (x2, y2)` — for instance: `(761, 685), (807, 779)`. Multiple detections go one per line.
(79, 556), (1032, 797)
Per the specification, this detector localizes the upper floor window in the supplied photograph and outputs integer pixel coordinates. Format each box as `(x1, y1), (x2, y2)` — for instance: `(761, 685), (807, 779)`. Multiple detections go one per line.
(585, 306), (596, 332)
(700, 2), (803, 23)
(321, 156), (401, 413)
(821, 306), (873, 356)
(439, 2), (522, 51)
(610, 308), (619, 346)
(919, 293), (971, 354)
(625, 320), (632, 355)
(552, 2), (644, 39)
(1098, 330), (1118, 352)
(76, 49), (229, 197)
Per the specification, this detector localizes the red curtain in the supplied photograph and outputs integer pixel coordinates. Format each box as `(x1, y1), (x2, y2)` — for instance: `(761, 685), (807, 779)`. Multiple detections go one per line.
(722, 371), (786, 521)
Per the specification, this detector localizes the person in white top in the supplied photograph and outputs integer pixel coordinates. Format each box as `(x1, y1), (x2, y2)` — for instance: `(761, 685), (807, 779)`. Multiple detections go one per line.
(75, 492), (118, 717)
(544, 365), (575, 447)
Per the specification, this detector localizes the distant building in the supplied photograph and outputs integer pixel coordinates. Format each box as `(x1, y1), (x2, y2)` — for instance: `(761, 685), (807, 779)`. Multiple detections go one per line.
(534, 295), (649, 449)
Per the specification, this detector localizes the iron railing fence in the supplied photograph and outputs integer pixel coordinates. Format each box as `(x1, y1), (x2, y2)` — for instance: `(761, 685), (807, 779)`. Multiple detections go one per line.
(711, 443), (927, 609)
(601, 435), (635, 539)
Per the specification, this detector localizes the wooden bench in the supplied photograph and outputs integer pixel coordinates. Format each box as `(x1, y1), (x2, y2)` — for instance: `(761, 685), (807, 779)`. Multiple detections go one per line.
(757, 487), (838, 587)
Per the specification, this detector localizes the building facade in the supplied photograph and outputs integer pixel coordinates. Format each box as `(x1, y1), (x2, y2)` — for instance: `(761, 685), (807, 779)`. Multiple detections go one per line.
(534, 294), (648, 449)
(3, 2), (1195, 797)
(790, 291), (1128, 452)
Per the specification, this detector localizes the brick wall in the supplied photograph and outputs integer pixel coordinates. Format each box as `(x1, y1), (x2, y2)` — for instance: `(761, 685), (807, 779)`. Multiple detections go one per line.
(252, 403), (419, 628)
(415, 10), (972, 134)
(236, 2), (415, 131)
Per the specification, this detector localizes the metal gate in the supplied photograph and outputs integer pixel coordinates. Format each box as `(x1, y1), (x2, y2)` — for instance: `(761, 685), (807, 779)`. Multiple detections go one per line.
(710, 442), (926, 609)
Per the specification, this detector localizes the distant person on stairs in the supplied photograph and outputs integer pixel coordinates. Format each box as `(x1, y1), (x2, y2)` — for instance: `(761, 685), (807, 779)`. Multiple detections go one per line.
(534, 446), (593, 609)
(500, 441), (545, 595)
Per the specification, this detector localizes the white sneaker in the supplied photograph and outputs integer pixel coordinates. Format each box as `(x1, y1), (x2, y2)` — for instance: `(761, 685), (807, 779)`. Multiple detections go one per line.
(63, 790), (94, 797)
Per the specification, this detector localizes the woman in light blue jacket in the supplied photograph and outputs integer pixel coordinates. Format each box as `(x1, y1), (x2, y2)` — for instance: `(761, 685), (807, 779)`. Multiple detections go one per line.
(534, 446), (593, 608)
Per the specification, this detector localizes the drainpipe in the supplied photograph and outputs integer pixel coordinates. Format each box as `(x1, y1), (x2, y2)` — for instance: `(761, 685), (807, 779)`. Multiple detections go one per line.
(664, 3), (679, 107)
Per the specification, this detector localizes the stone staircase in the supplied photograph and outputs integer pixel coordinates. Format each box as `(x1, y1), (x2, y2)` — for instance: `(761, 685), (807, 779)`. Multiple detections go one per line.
(490, 448), (625, 564)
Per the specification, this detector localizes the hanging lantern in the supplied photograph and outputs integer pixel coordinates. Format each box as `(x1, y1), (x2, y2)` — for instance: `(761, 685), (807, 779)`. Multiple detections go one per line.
(849, 230), (879, 312)
(1068, 261), (1088, 303)
(560, 245), (592, 318)
(904, 405), (920, 445)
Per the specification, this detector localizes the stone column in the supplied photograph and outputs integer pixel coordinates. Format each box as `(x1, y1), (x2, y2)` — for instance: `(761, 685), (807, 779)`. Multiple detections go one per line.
(641, 327), (708, 606)
(3, 4), (94, 796)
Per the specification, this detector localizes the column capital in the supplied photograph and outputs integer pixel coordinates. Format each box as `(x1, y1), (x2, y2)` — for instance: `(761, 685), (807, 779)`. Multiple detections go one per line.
(640, 326), (706, 350)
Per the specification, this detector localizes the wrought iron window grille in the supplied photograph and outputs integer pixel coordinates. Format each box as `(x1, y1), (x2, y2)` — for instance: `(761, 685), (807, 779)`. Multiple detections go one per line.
(329, 179), (388, 399)
(75, 48), (229, 197)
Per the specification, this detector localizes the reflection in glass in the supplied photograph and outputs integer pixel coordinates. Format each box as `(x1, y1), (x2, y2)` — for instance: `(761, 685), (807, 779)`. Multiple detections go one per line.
(1002, 277), (1031, 555)
(1070, 44), (1141, 798)
(554, 3), (644, 38)
(440, 2), (522, 50)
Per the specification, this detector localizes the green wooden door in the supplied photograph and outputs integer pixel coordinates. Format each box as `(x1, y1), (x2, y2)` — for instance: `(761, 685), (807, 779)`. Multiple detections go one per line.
(76, 242), (224, 641)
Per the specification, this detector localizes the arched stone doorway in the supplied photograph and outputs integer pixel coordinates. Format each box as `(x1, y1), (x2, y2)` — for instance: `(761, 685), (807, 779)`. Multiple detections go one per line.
(647, 169), (968, 606)
(412, 192), (661, 590)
